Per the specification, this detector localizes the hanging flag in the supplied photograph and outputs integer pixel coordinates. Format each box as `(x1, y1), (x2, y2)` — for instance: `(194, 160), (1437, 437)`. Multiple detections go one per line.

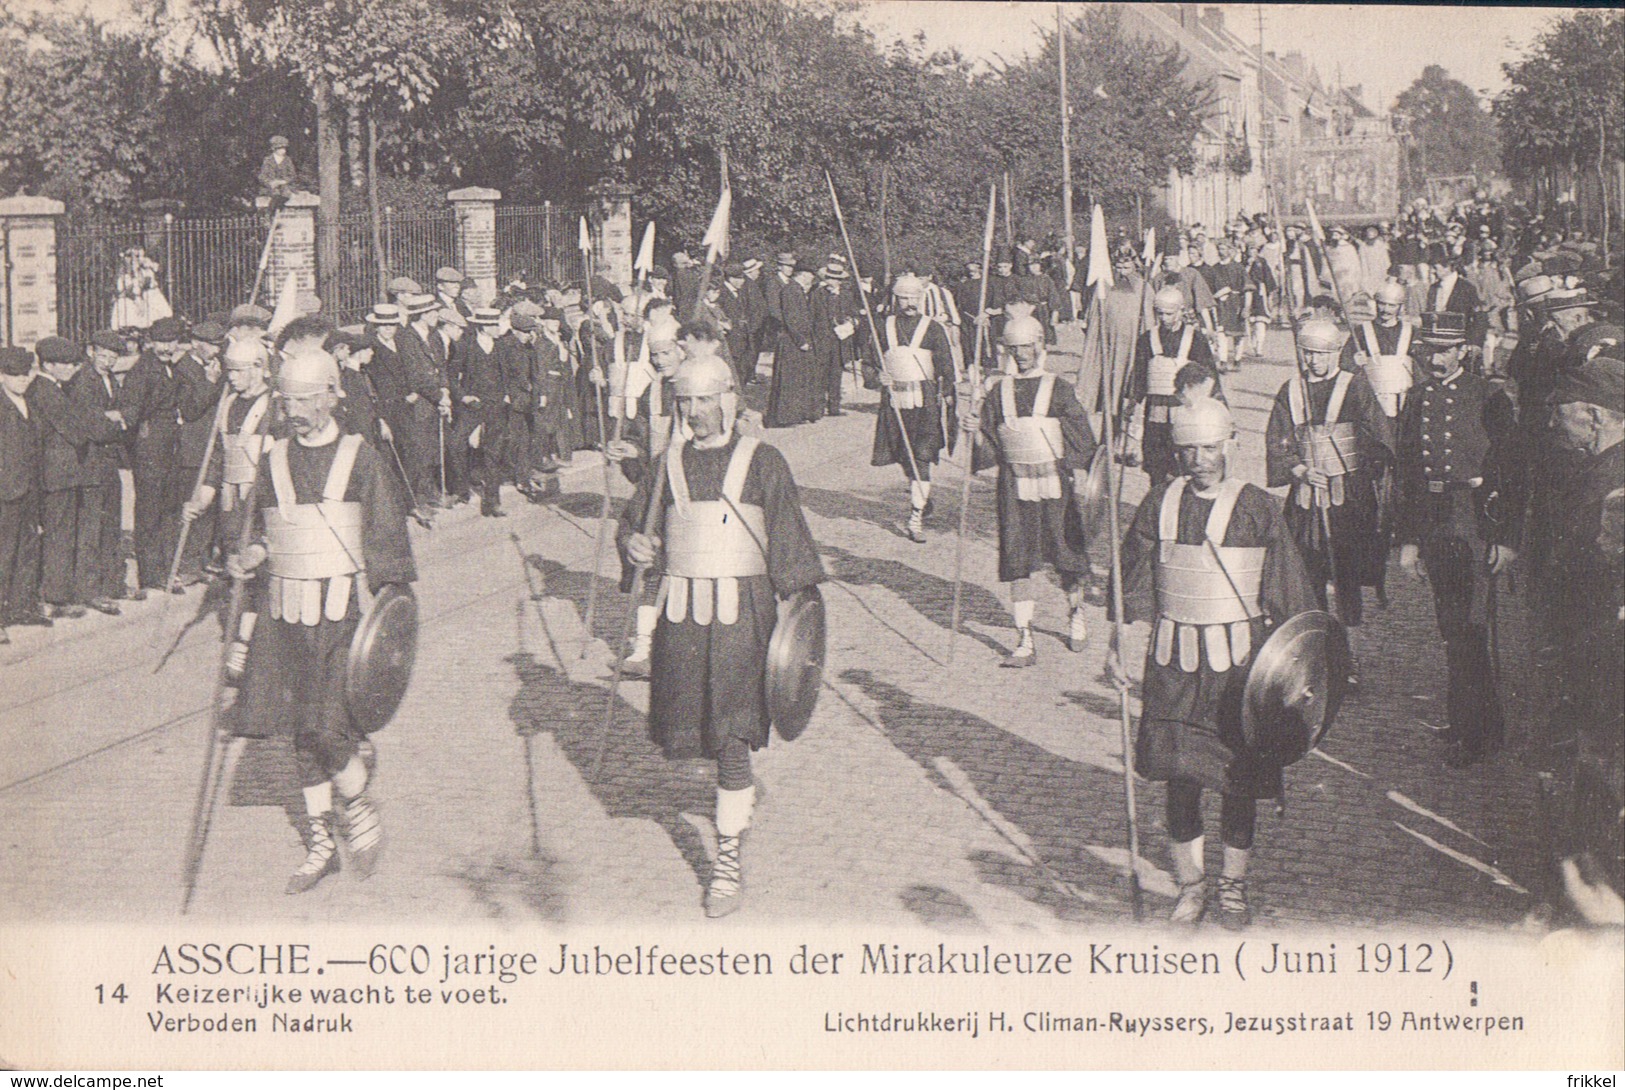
(578, 215), (592, 254)
(1085, 204), (1113, 289)
(267, 269), (303, 338)
(700, 188), (732, 263)
(634, 222), (655, 278)
(1142, 228), (1157, 268)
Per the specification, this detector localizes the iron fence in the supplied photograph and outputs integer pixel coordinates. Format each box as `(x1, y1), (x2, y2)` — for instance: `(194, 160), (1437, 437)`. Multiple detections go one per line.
(496, 203), (586, 289)
(56, 213), (265, 341)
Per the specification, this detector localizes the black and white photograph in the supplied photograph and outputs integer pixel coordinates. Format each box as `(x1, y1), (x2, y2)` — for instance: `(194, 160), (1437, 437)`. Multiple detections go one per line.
(0, 0), (1620, 1074)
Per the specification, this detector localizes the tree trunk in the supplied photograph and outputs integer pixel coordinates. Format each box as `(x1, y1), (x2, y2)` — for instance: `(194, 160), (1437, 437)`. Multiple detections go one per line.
(879, 163), (891, 289)
(368, 113), (387, 300)
(313, 77), (343, 310)
(346, 101), (365, 191)
(1598, 114), (1611, 267)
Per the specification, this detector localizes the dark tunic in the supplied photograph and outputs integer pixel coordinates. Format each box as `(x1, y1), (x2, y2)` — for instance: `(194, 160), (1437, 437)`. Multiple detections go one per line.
(1206, 261), (1247, 333)
(238, 433), (417, 775)
(766, 280), (821, 427)
(1119, 479), (1318, 798)
(1124, 322), (1217, 483)
(1545, 440), (1625, 738)
(1264, 371), (1395, 599)
(972, 373), (1097, 583)
(870, 313), (957, 479)
(617, 434), (823, 759)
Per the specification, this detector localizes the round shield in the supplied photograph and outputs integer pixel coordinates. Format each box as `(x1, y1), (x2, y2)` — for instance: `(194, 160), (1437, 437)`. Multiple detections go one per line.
(1075, 442), (1113, 543)
(346, 584), (419, 734)
(766, 586), (826, 741)
(1241, 610), (1350, 765)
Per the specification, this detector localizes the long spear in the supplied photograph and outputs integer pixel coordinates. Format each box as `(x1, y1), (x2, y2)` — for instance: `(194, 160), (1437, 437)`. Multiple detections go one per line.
(1089, 204), (1145, 920)
(180, 433), (264, 913)
(1305, 200), (1351, 321)
(947, 184), (999, 664)
(580, 216), (618, 653)
(591, 177), (730, 781)
(151, 384), (231, 647)
(824, 171), (922, 484)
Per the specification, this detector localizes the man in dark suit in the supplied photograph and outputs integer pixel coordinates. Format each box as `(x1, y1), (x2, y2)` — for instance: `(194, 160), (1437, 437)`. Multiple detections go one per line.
(75, 332), (134, 611)
(0, 347), (47, 636)
(1425, 252), (1487, 357)
(121, 316), (215, 595)
(717, 264), (755, 390)
(165, 321), (227, 589)
(29, 338), (121, 619)
(453, 308), (510, 516)
(396, 294), (452, 506)
(740, 257), (771, 384)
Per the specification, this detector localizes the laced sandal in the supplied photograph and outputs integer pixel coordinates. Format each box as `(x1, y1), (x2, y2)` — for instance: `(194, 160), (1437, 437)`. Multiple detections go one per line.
(1215, 876), (1251, 930)
(1002, 631), (1037, 668)
(704, 834), (744, 918)
(905, 510), (927, 543)
(340, 791), (384, 880)
(286, 813), (340, 895)
(1170, 880), (1207, 924)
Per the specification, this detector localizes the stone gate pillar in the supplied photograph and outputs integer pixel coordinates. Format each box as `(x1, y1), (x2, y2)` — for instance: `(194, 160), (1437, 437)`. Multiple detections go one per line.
(256, 192), (320, 316)
(448, 187), (501, 300)
(0, 196), (65, 348)
(596, 187), (634, 292)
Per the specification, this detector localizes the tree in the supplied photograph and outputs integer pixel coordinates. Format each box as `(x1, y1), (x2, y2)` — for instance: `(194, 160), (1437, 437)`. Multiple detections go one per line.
(1496, 9), (1623, 250)
(1394, 64), (1501, 187)
(0, 12), (167, 210)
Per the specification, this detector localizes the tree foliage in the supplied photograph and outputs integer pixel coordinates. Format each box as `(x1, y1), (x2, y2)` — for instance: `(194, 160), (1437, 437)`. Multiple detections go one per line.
(1394, 64), (1501, 183)
(1495, 9), (1625, 183)
(2, 0), (1223, 268)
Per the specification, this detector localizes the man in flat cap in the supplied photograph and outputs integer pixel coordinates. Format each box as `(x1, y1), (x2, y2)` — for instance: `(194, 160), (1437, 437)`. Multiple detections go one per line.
(29, 338), (123, 619)
(1395, 312), (1524, 769)
(228, 346), (416, 893)
(168, 322), (228, 587)
(0, 346), (45, 636)
(1542, 354), (1624, 892)
(73, 332), (134, 611)
(257, 135), (301, 204)
(121, 316), (216, 595)
(1109, 396), (1318, 928)
(434, 267), (470, 319)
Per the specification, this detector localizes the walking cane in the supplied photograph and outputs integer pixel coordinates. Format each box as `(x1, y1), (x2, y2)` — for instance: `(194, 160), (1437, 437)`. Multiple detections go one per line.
(580, 244), (624, 655)
(382, 428), (433, 530)
(179, 455), (262, 913)
(948, 184), (999, 664)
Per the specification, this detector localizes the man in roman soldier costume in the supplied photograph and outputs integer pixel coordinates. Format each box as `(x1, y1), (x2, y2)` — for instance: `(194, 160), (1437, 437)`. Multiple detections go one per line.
(1120, 287), (1217, 485)
(871, 273), (957, 543)
(618, 347), (823, 917)
(960, 315), (1097, 666)
(1341, 281), (1417, 419)
(1395, 312), (1524, 769)
(1110, 397), (1318, 928)
(183, 337), (278, 556)
(604, 315), (684, 675)
(227, 347), (417, 893)
(1266, 319), (1394, 668)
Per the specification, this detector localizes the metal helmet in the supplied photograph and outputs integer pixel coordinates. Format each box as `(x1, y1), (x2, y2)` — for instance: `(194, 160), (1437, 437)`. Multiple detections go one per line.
(672, 347), (739, 436)
(276, 346), (342, 396)
(1298, 318), (1347, 354)
(1152, 286), (1185, 312)
(1169, 396), (1234, 446)
(892, 274), (925, 299)
(1001, 314), (1044, 347)
(223, 336), (270, 371)
(1374, 281), (1406, 306)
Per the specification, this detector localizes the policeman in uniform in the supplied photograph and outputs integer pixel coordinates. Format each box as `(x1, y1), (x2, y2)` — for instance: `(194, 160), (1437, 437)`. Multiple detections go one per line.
(960, 315), (1097, 666)
(618, 347), (823, 917)
(1110, 397), (1318, 927)
(1121, 286), (1216, 485)
(1267, 319), (1395, 642)
(871, 274), (957, 543)
(1396, 312), (1523, 769)
(1341, 281), (1417, 419)
(229, 347), (417, 893)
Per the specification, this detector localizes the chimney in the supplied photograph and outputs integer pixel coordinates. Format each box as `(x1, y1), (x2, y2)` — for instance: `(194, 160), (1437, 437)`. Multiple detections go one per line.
(1202, 7), (1224, 33)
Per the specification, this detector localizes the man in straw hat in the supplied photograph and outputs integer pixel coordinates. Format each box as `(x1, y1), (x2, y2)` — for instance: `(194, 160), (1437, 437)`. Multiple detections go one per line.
(1108, 395), (1317, 928)
(1395, 312), (1524, 769)
(227, 345), (417, 893)
(618, 345), (823, 917)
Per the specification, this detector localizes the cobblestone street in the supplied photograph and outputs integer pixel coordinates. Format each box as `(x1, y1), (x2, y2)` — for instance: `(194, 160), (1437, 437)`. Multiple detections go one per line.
(0, 330), (1553, 932)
